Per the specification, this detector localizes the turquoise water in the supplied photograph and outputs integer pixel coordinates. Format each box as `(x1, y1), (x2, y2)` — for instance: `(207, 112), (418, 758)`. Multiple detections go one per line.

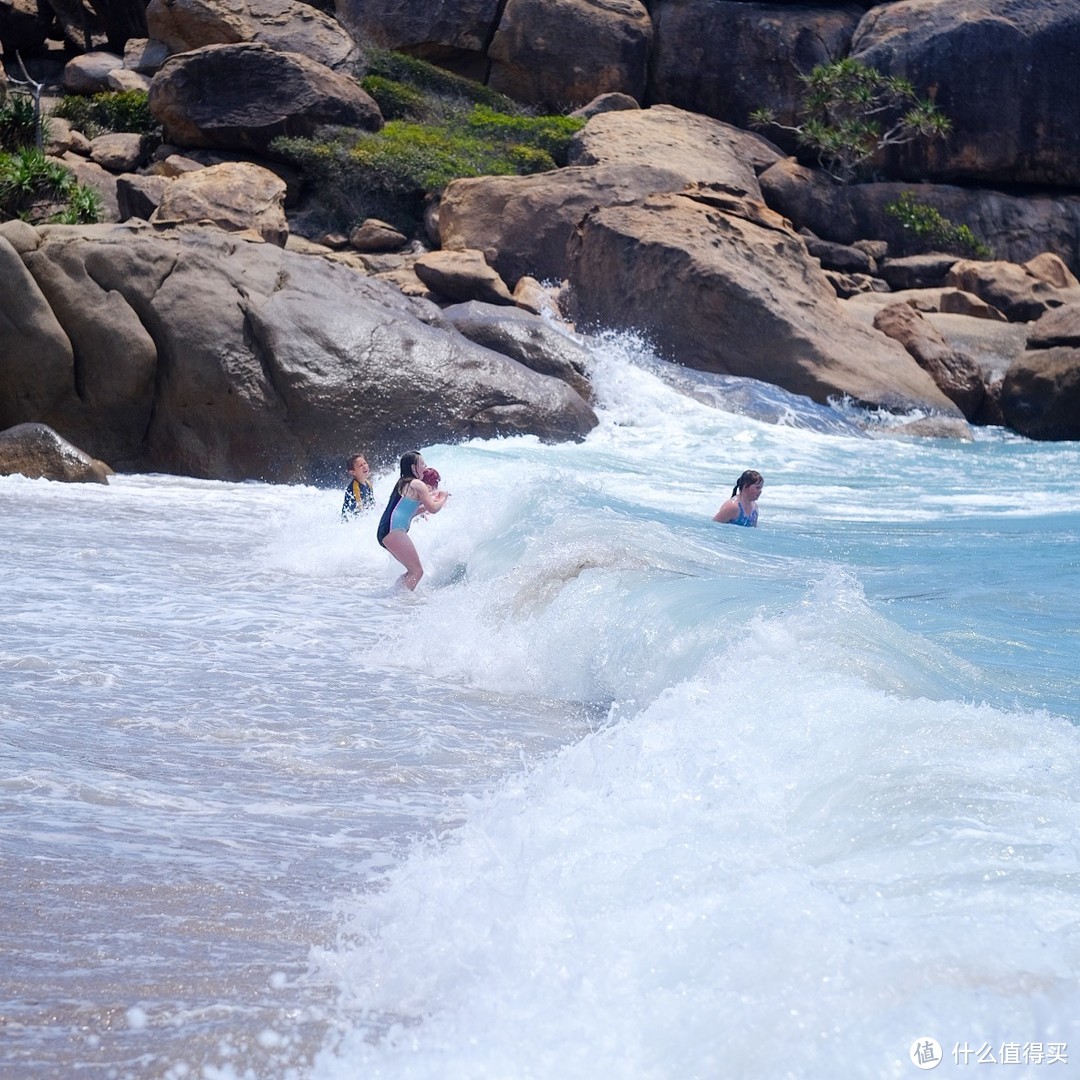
(2, 334), (1078, 1078)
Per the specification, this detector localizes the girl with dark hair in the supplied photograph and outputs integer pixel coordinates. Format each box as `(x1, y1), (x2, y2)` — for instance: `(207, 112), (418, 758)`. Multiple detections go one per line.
(713, 470), (763, 527)
(376, 450), (448, 590)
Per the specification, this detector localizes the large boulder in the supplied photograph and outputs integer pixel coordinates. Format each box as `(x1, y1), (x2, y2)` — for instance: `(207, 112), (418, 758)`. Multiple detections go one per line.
(149, 161), (289, 245)
(333, 0), (501, 79)
(758, 158), (1080, 276)
(3, 224), (596, 480)
(1027, 304), (1080, 350)
(487, 0), (653, 110)
(146, 0), (361, 70)
(413, 249), (515, 305)
(851, 0), (1080, 187)
(441, 301), (593, 399)
(945, 259), (1080, 323)
(0, 0), (50, 56)
(0, 233), (79, 432)
(564, 188), (967, 423)
(565, 104), (766, 197)
(0, 423), (111, 484)
(648, 0), (862, 148)
(871, 301), (985, 419)
(439, 163), (693, 289)
(440, 104), (774, 287)
(1000, 348), (1080, 440)
(148, 42), (382, 153)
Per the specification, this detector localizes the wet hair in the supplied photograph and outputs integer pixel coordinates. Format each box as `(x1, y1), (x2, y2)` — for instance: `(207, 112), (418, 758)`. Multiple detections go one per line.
(396, 450), (423, 496)
(347, 453), (367, 470)
(731, 469), (764, 498)
(421, 467), (440, 489)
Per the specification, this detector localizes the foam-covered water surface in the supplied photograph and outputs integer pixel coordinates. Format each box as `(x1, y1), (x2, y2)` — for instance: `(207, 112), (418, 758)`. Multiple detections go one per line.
(3, 335), (1078, 1078)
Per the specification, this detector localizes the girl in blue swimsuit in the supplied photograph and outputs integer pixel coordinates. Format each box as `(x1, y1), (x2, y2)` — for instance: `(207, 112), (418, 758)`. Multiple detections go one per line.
(713, 469), (763, 527)
(377, 450), (449, 590)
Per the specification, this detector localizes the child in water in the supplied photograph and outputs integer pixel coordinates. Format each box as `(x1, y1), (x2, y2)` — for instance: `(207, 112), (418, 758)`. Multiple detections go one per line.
(713, 470), (763, 527)
(376, 451), (449, 590)
(341, 453), (375, 520)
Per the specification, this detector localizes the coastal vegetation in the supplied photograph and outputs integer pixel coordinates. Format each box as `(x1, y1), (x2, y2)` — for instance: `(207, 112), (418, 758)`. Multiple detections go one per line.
(51, 89), (158, 139)
(0, 93), (102, 223)
(885, 192), (992, 259)
(272, 48), (585, 236)
(750, 58), (951, 184)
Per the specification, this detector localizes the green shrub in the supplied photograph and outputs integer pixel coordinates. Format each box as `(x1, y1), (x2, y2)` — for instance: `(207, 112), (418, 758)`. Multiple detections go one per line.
(0, 146), (102, 224)
(273, 101), (583, 236)
(360, 76), (428, 121)
(885, 192), (992, 259)
(0, 93), (44, 151)
(363, 48), (522, 115)
(52, 90), (158, 138)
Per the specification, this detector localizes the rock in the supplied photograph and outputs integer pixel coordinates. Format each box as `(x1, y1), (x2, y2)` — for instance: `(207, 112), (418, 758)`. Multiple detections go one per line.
(1000, 347), (1080, 440)
(350, 219), (407, 253)
(150, 161), (289, 246)
(151, 153), (205, 178)
(566, 104), (762, 198)
(441, 300), (593, 399)
(64, 51), (124, 93)
(22, 232), (159, 462)
(758, 158), (1080, 275)
(564, 188), (965, 422)
(0, 234), (78, 433)
(879, 254), (961, 291)
(440, 163), (688, 287)
(105, 68), (153, 92)
(124, 36), (172, 74)
(511, 275), (558, 316)
(57, 154), (121, 222)
(805, 237), (875, 275)
(89, 132), (146, 173)
(1027, 304), (1080, 349)
(0, 423), (111, 484)
(148, 42), (382, 154)
(852, 0), (1080, 186)
(45, 117), (77, 157)
(487, 0), (653, 110)
(333, 0), (501, 80)
(1023, 253), (1080, 290)
(3, 225), (595, 479)
(872, 302), (985, 419)
(569, 92), (641, 119)
(648, 0), (862, 151)
(0, 0), (50, 56)
(116, 173), (173, 221)
(413, 249), (515, 305)
(145, 0), (361, 70)
(825, 270), (889, 299)
(441, 105), (776, 288)
(945, 259), (1080, 323)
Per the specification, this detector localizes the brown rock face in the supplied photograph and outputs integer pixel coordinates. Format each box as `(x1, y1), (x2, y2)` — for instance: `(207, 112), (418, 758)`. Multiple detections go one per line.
(564, 189), (965, 419)
(852, 0), (1080, 187)
(648, 0), (862, 149)
(413, 250), (516, 306)
(333, 0), (501, 79)
(488, 0), (653, 110)
(945, 260), (1080, 324)
(1, 225), (596, 480)
(0, 423), (111, 484)
(148, 42), (382, 153)
(146, 0), (360, 70)
(872, 302), (985, 419)
(150, 161), (289, 246)
(758, 159), (1080, 276)
(1000, 348), (1080, 440)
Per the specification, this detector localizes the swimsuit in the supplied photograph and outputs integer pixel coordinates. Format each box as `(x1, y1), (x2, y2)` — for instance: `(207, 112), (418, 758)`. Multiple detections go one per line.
(390, 495), (421, 533)
(376, 488), (421, 546)
(729, 503), (758, 527)
(341, 479), (374, 519)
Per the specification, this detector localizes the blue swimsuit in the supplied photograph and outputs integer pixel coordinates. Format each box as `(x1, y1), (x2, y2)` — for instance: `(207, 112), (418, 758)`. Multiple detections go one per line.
(729, 503), (758, 527)
(377, 487), (420, 547)
(390, 495), (421, 533)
